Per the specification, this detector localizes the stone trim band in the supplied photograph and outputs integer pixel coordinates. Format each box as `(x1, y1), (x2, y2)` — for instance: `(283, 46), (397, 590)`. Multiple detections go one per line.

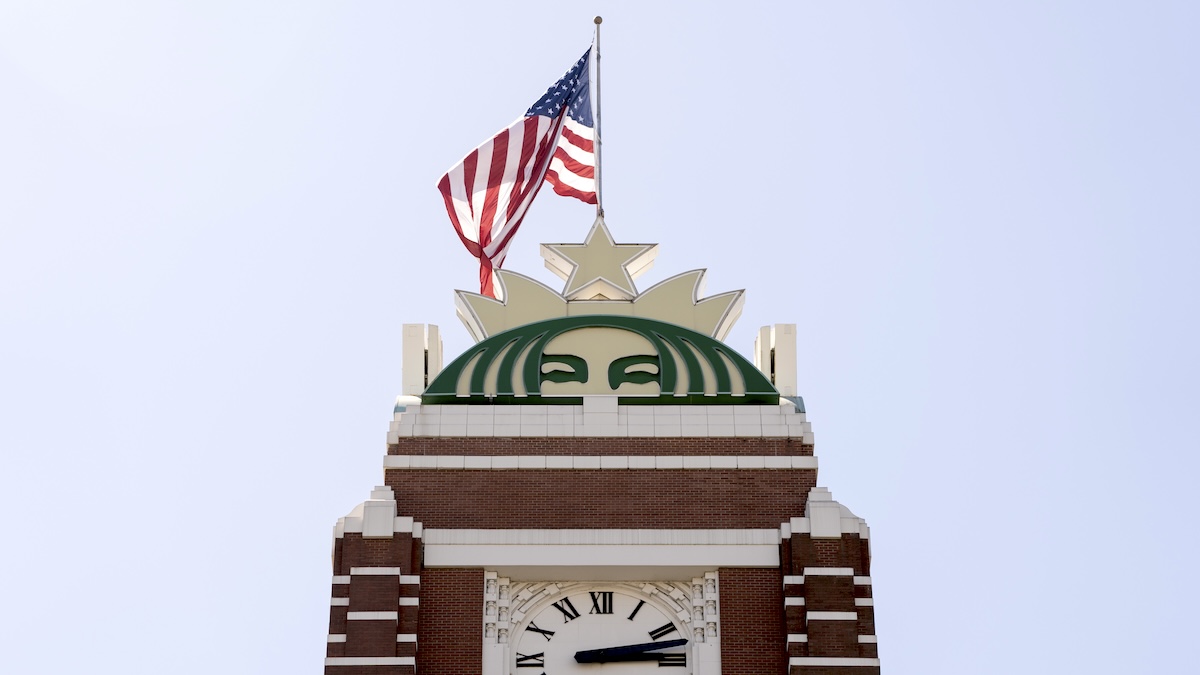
(385, 454), (817, 470)
(790, 657), (881, 667)
(326, 657), (415, 666)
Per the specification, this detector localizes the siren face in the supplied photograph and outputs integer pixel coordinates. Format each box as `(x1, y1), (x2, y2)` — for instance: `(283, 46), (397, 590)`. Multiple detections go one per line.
(422, 315), (780, 405)
(541, 328), (660, 396)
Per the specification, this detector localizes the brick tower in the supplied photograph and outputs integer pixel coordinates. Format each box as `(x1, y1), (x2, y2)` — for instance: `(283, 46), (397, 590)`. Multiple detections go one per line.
(322, 219), (881, 674)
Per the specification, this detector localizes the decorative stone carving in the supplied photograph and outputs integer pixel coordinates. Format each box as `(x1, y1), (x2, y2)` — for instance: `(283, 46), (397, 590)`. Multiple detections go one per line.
(481, 573), (721, 672)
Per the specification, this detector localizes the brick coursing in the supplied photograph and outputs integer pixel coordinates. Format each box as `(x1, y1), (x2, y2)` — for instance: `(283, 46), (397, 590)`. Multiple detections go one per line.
(384, 468), (815, 528)
(349, 576), (399, 612)
(326, 434), (878, 674)
(416, 568), (483, 675)
(782, 533), (880, 673)
(334, 534), (420, 576)
(346, 620), (399, 657)
(718, 567), (788, 674)
(326, 535), (424, 674)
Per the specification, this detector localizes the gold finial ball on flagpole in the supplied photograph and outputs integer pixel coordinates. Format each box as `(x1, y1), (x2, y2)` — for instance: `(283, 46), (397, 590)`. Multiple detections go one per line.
(594, 16), (602, 24)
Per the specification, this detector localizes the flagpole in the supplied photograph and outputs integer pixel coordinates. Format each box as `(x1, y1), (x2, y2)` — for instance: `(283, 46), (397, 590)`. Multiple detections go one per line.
(592, 15), (605, 218)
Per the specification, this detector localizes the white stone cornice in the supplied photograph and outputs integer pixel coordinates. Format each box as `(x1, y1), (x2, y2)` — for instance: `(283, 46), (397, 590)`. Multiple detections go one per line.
(424, 528), (780, 580)
(387, 401), (814, 443)
(789, 657), (880, 667)
(384, 454), (817, 470)
(326, 657), (415, 666)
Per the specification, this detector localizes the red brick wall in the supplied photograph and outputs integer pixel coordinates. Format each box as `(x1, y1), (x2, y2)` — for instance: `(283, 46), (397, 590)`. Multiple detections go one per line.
(719, 567), (787, 674)
(384, 469), (815, 528)
(326, 433), (878, 674)
(416, 568), (483, 675)
(390, 436), (813, 456)
(334, 534), (419, 576)
(782, 533), (879, 672)
(787, 534), (870, 575)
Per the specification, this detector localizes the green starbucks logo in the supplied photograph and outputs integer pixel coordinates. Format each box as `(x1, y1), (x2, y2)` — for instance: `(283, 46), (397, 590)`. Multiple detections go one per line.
(423, 315), (778, 405)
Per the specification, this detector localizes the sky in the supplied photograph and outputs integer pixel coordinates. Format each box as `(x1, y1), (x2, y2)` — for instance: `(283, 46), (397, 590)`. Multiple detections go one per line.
(1, 1), (1198, 673)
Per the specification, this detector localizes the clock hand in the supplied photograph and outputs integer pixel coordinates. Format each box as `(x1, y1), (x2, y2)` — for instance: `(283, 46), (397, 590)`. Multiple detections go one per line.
(574, 638), (688, 663)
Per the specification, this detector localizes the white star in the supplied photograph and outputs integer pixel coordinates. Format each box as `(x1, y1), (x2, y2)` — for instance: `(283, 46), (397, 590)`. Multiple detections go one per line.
(540, 218), (659, 300)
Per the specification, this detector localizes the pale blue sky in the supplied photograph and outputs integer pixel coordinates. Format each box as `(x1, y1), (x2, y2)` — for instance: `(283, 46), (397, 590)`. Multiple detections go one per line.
(2, 2), (1197, 673)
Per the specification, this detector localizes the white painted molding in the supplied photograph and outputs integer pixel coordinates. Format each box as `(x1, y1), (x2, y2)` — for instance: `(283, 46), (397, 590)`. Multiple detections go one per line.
(787, 634), (808, 643)
(384, 455), (817, 470)
(397, 634), (418, 642)
(401, 324), (441, 397)
(351, 567), (402, 575)
(330, 598), (349, 606)
(326, 657), (415, 666)
(784, 597), (806, 606)
(362, 486), (397, 538)
(803, 567), (855, 576)
(426, 529), (779, 579)
(854, 576), (872, 585)
(754, 324), (797, 397)
(783, 575), (804, 585)
(425, 529), (781, 545)
(327, 635), (346, 643)
(855, 598), (874, 606)
(347, 611), (398, 621)
(387, 402), (814, 444)
(397, 597), (419, 606)
(333, 487), (423, 539)
(331, 575), (350, 585)
(805, 611), (857, 621)
(785, 488), (872, 540)
(789, 657), (880, 667)
(858, 635), (878, 643)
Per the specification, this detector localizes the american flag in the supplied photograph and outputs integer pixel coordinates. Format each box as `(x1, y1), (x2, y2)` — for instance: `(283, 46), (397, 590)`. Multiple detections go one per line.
(437, 48), (597, 298)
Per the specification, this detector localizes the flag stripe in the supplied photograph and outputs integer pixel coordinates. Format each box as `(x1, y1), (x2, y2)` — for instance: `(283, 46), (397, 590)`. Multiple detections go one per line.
(550, 146), (595, 179)
(504, 117), (542, 223)
(436, 47), (597, 297)
(484, 115), (564, 259)
(545, 167), (598, 204)
(560, 124), (594, 153)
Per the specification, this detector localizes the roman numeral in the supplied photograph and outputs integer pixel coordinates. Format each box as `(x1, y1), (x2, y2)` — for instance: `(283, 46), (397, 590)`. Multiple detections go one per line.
(648, 622), (678, 640)
(658, 653), (687, 667)
(552, 597), (581, 622)
(627, 599), (646, 621)
(515, 652), (545, 668)
(526, 622), (555, 641)
(589, 591), (614, 614)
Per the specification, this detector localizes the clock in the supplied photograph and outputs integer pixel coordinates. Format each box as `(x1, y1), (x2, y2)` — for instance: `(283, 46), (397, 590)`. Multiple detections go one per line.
(483, 576), (721, 675)
(513, 587), (689, 673)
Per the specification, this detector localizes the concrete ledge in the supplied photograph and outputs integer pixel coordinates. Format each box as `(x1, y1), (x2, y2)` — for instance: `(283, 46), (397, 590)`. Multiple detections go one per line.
(350, 567), (402, 576)
(424, 528), (780, 580)
(326, 657), (416, 666)
(346, 611), (398, 621)
(789, 657), (880, 667)
(388, 403), (814, 444)
(805, 611), (857, 621)
(384, 455), (817, 470)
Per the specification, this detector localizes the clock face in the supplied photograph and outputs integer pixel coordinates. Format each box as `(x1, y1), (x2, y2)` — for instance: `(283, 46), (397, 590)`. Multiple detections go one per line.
(512, 588), (690, 674)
